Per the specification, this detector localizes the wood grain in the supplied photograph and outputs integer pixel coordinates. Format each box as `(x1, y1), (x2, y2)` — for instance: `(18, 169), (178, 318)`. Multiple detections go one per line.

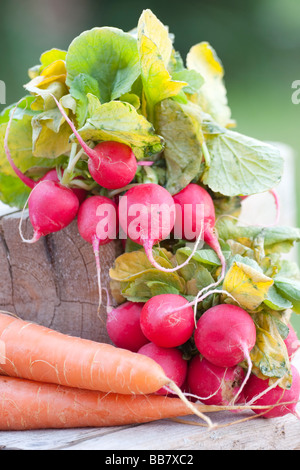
(0, 209), (123, 342)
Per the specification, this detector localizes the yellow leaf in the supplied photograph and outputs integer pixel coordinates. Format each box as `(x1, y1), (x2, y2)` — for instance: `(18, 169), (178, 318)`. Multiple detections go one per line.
(137, 9), (173, 66)
(186, 41), (231, 127)
(223, 261), (274, 310)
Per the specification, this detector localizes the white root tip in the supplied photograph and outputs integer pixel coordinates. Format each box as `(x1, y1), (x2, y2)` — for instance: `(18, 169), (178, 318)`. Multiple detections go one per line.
(167, 380), (215, 429)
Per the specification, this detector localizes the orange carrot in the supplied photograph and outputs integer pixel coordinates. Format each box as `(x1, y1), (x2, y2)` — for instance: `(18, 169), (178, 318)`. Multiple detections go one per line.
(0, 375), (207, 430)
(0, 313), (214, 426)
(0, 312), (167, 395)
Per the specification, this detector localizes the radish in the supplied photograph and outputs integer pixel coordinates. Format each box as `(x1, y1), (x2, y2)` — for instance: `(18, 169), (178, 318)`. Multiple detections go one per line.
(244, 365), (300, 419)
(40, 169), (87, 205)
(20, 180), (79, 243)
(137, 342), (188, 395)
(172, 183), (226, 280)
(118, 183), (205, 272)
(87, 141), (138, 190)
(106, 301), (149, 352)
(187, 355), (246, 406)
(140, 294), (195, 348)
(77, 195), (118, 313)
(193, 304), (256, 400)
(22, 90), (138, 190)
(194, 304), (256, 368)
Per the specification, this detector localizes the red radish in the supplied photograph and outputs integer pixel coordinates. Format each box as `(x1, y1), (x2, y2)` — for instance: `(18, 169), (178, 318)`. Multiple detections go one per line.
(106, 301), (149, 352)
(193, 304), (256, 400)
(244, 365), (300, 419)
(118, 183), (204, 272)
(284, 324), (300, 359)
(77, 195), (118, 313)
(40, 169), (87, 205)
(194, 304), (256, 368)
(172, 183), (226, 280)
(187, 355), (246, 406)
(140, 294), (195, 348)
(26, 91), (138, 190)
(20, 180), (79, 243)
(88, 141), (137, 189)
(138, 342), (188, 395)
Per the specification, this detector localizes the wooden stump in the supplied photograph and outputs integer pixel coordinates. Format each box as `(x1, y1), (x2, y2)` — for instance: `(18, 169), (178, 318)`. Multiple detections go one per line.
(0, 209), (123, 343)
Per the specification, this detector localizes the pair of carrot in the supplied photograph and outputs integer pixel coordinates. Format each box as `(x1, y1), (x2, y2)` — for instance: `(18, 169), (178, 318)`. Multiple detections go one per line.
(0, 312), (214, 430)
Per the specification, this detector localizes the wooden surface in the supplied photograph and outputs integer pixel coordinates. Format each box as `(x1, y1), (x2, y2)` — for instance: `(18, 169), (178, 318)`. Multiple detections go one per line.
(0, 142), (299, 450)
(0, 212), (123, 343)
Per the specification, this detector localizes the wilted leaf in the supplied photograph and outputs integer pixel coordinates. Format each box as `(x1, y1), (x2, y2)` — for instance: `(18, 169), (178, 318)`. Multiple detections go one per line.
(155, 99), (204, 194)
(223, 260), (273, 310)
(250, 311), (292, 387)
(186, 41), (231, 127)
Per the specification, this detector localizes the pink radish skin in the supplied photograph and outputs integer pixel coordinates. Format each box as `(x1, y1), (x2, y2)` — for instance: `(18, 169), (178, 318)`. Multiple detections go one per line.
(77, 195), (118, 313)
(284, 324), (300, 359)
(187, 355), (246, 406)
(88, 141), (137, 190)
(40, 169), (87, 205)
(244, 365), (300, 418)
(138, 342), (188, 396)
(106, 301), (149, 352)
(140, 294), (195, 348)
(118, 183), (204, 273)
(194, 304), (256, 368)
(172, 183), (226, 280)
(24, 180), (79, 243)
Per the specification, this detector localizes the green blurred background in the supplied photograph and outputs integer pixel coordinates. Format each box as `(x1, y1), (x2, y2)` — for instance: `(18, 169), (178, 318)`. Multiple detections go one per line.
(1, 0), (300, 331)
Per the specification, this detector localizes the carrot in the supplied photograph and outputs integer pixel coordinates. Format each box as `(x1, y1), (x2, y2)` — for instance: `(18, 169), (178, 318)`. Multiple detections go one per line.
(0, 313), (167, 395)
(0, 375), (210, 430)
(0, 312), (213, 426)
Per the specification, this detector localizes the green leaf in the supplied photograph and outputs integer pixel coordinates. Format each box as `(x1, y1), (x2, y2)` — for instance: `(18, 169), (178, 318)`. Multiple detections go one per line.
(69, 73), (101, 128)
(216, 218), (300, 255)
(175, 247), (215, 296)
(203, 129), (284, 197)
(186, 41), (232, 127)
(155, 99), (204, 194)
(66, 27), (140, 104)
(109, 247), (186, 303)
(176, 246), (224, 267)
(274, 277), (300, 314)
(264, 285), (293, 311)
(74, 94), (163, 160)
(0, 173), (31, 209)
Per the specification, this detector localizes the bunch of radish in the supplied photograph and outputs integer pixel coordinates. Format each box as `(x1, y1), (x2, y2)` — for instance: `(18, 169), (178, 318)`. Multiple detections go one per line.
(106, 294), (300, 419)
(4, 83), (300, 428)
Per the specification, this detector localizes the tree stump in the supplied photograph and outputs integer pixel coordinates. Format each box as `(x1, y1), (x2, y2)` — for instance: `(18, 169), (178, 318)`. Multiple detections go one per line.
(0, 209), (123, 343)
